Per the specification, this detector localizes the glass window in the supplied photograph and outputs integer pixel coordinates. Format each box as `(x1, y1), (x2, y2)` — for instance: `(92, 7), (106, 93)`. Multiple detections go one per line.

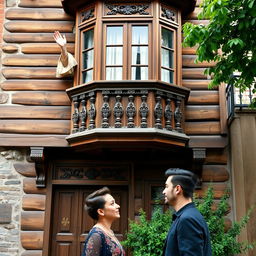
(82, 29), (94, 83)
(131, 26), (149, 80)
(161, 27), (174, 84)
(106, 26), (123, 80)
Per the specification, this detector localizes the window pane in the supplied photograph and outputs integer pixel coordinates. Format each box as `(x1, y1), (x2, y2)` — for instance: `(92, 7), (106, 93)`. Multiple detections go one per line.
(132, 26), (148, 44)
(83, 70), (93, 83)
(131, 67), (148, 80)
(132, 46), (148, 65)
(107, 26), (123, 45)
(106, 67), (122, 80)
(83, 49), (94, 69)
(106, 47), (123, 65)
(161, 48), (173, 68)
(161, 28), (173, 48)
(84, 29), (94, 49)
(161, 68), (173, 83)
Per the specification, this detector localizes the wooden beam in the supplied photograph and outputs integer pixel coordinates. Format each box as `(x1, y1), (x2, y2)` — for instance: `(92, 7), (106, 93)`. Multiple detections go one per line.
(6, 8), (73, 20)
(3, 33), (75, 43)
(4, 21), (74, 33)
(0, 106), (71, 119)
(0, 133), (69, 147)
(196, 183), (228, 199)
(12, 92), (70, 105)
(0, 120), (70, 134)
(189, 135), (228, 148)
(1, 79), (72, 91)
(13, 163), (36, 177)
(183, 55), (216, 68)
(183, 19), (209, 26)
(21, 211), (45, 231)
(19, 0), (62, 7)
(3, 54), (59, 66)
(2, 67), (57, 79)
(205, 149), (228, 164)
(182, 79), (213, 90)
(21, 231), (44, 250)
(185, 121), (221, 134)
(202, 165), (229, 182)
(21, 43), (75, 54)
(188, 91), (219, 104)
(23, 178), (46, 194)
(182, 46), (197, 55)
(185, 105), (220, 120)
(22, 194), (46, 211)
(182, 68), (208, 79)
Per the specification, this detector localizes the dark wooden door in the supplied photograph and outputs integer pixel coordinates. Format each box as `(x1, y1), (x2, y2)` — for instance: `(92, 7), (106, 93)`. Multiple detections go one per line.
(50, 186), (128, 256)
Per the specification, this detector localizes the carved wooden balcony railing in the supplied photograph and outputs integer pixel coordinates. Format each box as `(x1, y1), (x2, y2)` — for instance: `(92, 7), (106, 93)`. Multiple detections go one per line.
(66, 81), (190, 149)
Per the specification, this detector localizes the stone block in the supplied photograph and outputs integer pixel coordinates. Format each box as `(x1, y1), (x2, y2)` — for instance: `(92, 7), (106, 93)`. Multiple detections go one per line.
(6, 0), (17, 7)
(4, 180), (21, 185)
(0, 94), (9, 104)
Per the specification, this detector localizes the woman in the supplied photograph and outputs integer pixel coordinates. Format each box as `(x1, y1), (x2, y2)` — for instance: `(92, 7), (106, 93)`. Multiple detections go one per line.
(82, 187), (125, 256)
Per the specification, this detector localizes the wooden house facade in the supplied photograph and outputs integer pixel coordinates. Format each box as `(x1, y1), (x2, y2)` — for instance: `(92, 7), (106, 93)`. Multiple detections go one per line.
(1, 0), (246, 255)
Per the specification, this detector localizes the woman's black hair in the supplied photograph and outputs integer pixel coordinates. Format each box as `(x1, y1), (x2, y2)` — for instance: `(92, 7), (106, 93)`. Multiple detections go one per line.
(85, 187), (111, 220)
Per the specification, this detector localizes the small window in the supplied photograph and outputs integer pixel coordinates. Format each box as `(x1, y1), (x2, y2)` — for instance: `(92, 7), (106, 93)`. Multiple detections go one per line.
(161, 27), (174, 84)
(82, 28), (94, 83)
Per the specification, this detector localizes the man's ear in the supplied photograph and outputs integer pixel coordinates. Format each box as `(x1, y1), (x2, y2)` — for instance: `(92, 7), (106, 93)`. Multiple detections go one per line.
(175, 185), (182, 195)
(97, 208), (105, 217)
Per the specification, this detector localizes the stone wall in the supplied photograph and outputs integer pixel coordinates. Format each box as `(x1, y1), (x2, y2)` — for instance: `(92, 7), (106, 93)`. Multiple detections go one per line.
(0, 147), (26, 256)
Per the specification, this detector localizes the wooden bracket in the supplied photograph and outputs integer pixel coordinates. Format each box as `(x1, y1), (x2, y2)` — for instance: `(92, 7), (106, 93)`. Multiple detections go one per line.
(192, 148), (206, 189)
(29, 147), (46, 188)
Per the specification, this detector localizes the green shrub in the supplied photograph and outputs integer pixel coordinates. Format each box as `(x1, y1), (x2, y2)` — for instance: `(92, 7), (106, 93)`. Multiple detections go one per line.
(123, 187), (254, 256)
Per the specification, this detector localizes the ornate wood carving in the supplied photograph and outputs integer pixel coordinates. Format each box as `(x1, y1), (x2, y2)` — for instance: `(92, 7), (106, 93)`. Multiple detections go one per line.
(139, 92), (149, 128)
(174, 98), (182, 132)
(126, 94), (136, 128)
(81, 8), (94, 22)
(88, 93), (96, 129)
(114, 94), (123, 128)
(29, 147), (46, 188)
(161, 7), (176, 21)
(154, 93), (163, 129)
(72, 96), (80, 133)
(101, 94), (111, 128)
(79, 94), (87, 132)
(165, 97), (173, 130)
(106, 4), (149, 15)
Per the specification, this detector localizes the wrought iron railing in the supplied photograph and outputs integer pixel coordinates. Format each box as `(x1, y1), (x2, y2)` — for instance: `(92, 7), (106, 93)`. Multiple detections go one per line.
(226, 82), (255, 121)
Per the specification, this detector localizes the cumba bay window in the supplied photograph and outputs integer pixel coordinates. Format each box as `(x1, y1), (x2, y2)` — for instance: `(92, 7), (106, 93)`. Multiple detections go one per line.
(76, 3), (180, 85)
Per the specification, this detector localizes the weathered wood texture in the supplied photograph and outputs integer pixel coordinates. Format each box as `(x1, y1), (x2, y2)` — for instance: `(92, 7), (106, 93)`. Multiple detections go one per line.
(19, 0), (62, 8)
(0, 106), (71, 119)
(5, 21), (74, 32)
(0, 120), (70, 134)
(21, 211), (45, 231)
(21, 43), (75, 54)
(12, 92), (70, 105)
(13, 163), (36, 177)
(4, 33), (75, 43)
(185, 106), (220, 120)
(23, 178), (47, 194)
(22, 194), (46, 211)
(6, 8), (73, 20)
(21, 231), (44, 249)
(1, 80), (72, 91)
(202, 165), (229, 182)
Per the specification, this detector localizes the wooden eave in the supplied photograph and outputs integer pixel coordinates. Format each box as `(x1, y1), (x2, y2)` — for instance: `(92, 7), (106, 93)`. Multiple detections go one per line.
(61, 0), (196, 16)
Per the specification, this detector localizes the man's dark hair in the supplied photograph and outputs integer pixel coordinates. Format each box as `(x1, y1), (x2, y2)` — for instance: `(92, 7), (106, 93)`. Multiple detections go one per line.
(85, 187), (110, 220)
(165, 168), (197, 198)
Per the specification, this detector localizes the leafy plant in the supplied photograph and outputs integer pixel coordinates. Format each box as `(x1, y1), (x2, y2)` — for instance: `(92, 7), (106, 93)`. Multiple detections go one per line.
(123, 187), (254, 256)
(183, 0), (256, 104)
(122, 207), (172, 256)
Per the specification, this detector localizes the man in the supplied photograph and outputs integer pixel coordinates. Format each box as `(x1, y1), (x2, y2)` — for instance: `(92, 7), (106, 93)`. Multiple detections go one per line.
(162, 168), (212, 256)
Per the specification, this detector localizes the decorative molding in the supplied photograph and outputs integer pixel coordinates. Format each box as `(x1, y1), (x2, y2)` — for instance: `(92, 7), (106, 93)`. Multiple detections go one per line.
(126, 95), (136, 128)
(161, 7), (176, 21)
(29, 147), (46, 188)
(81, 8), (94, 22)
(114, 95), (123, 128)
(101, 95), (111, 128)
(165, 98), (173, 131)
(106, 4), (149, 15)
(154, 95), (163, 129)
